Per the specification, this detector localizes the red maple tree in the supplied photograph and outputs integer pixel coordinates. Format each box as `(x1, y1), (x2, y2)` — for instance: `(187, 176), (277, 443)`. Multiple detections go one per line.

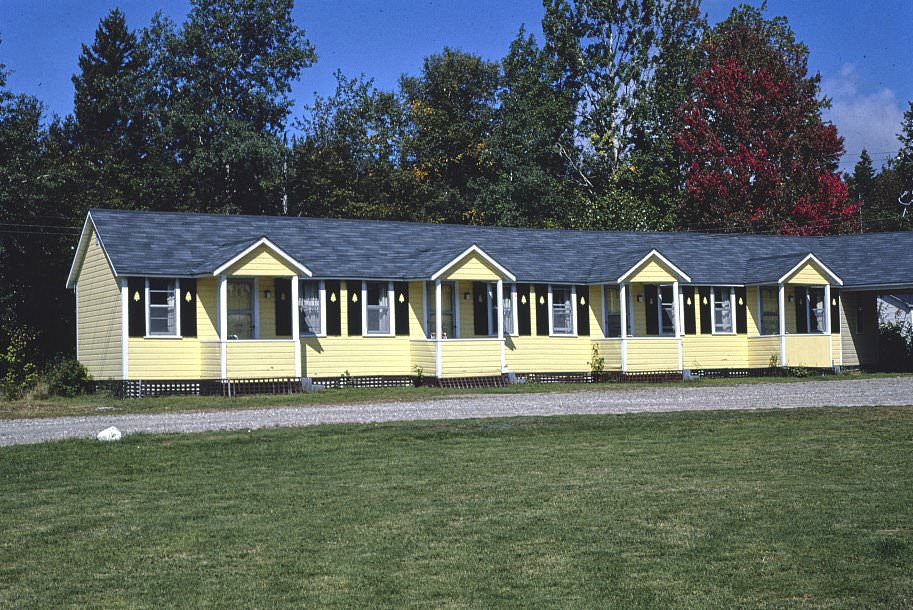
(674, 8), (859, 235)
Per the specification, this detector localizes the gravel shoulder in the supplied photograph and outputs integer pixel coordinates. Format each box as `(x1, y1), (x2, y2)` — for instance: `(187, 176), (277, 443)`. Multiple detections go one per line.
(2, 376), (912, 446)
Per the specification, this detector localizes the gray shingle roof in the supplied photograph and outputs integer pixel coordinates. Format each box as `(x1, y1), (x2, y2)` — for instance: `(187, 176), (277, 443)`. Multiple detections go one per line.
(85, 208), (913, 289)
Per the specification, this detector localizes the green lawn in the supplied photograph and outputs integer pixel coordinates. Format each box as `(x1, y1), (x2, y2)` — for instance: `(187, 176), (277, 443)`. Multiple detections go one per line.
(2, 371), (906, 420)
(2, 407), (912, 608)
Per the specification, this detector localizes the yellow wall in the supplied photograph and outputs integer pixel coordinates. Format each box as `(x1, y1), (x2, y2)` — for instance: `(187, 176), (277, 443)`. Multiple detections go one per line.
(440, 340), (502, 377)
(785, 335), (832, 367)
(625, 257), (679, 283)
(747, 337), (781, 368)
(200, 341), (221, 378)
(840, 292), (878, 367)
(683, 335), (747, 369)
(626, 339), (680, 371)
(409, 281), (425, 338)
(128, 338), (201, 379)
(224, 244), (301, 276)
(197, 278), (219, 339)
(226, 341), (296, 378)
(591, 339), (622, 371)
(440, 252), (504, 281)
(458, 280), (479, 337)
(410, 340), (436, 376)
(76, 227), (123, 379)
(784, 260), (830, 285)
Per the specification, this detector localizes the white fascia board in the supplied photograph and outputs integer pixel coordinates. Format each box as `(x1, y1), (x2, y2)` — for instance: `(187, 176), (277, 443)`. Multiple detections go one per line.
(65, 213), (119, 289)
(777, 253), (843, 286)
(616, 249), (692, 284)
(429, 244), (517, 281)
(211, 237), (313, 277)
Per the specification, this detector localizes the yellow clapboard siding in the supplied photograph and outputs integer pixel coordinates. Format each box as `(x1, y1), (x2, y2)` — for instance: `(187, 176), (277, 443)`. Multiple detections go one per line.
(747, 337), (781, 368)
(440, 252), (505, 281)
(258, 278), (278, 339)
(410, 341), (436, 376)
(76, 227), (122, 379)
(626, 338), (680, 371)
(200, 342), (221, 378)
(591, 339), (622, 371)
(128, 338), (201, 379)
(784, 260), (830, 285)
(226, 341), (296, 377)
(505, 336), (593, 372)
(409, 281), (425, 339)
(440, 340), (502, 377)
(301, 336), (412, 377)
(197, 278), (219, 339)
(682, 335), (748, 369)
(625, 258), (678, 283)
(224, 244), (300, 276)
(785, 335), (831, 367)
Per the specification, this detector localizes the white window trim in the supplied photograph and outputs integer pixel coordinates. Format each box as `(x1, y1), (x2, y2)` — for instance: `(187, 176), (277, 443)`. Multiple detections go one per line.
(299, 279), (326, 337)
(710, 286), (736, 335)
(485, 282), (518, 337)
(144, 278), (181, 338)
(424, 281), (459, 339)
(548, 284), (577, 337)
(362, 280), (395, 337)
(757, 286), (780, 337)
(657, 284), (676, 337)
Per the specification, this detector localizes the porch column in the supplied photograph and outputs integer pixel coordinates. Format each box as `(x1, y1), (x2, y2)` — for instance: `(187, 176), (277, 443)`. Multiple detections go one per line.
(291, 276), (301, 378)
(619, 283), (628, 372)
(824, 283), (832, 366)
(219, 274), (228, 379)
(496, 279), (505, 371)
(435, 279), (443, 378)
(778, 282), (786, 368)
(673, 280), (682, 370)
(120, 279), (129, 380)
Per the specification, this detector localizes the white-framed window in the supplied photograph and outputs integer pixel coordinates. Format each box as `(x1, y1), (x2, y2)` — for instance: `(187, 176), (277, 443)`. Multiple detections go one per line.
(364, 281), (393, 335)
(227, 278), (255, 339)
(427, 281), (456, 339)
(758, 286), (780, 336)
(802, 287), (826, 334)
(603, 286), (622, 337)
(711, 286), (735, 334)
(550, 285), (575, 335)
(658, 284), (676, 335)
(486, 283), (517, 336)
(299, 279), (324, 335)
(147, 278), (179, 336)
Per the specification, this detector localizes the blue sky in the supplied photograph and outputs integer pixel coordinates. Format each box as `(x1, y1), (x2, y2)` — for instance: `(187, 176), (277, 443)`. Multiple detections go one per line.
(1, 0), (911, 170)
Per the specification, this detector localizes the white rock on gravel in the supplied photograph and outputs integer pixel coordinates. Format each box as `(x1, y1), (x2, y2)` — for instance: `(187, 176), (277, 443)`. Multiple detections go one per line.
(96, 426), (122, 442)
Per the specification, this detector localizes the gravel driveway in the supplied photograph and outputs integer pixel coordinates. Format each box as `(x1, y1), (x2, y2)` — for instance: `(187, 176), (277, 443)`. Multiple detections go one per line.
(2, 376), (912, 446)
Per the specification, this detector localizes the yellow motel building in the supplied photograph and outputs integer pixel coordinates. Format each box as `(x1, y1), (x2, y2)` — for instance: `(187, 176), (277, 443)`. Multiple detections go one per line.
(67, 209), (895, 391)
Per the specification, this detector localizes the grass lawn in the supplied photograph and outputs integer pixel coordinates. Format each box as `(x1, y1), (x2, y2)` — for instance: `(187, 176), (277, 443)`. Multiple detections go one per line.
(2, 407), (912, 608)
(1, 371), (906, 420)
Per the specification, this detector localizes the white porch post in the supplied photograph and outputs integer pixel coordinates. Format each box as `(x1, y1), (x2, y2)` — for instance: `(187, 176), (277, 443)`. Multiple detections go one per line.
(219, 274), (228, 379)
(120, 279), (129, 380)
(435, 279), (443, 378)
(291, 276), (301, 378)
(620, 283), (628, 372)
(496, 279), (505, 371)
(673, 280), (682, 371)
(824, 283), (833, 366)
(778, 282), (786, 367)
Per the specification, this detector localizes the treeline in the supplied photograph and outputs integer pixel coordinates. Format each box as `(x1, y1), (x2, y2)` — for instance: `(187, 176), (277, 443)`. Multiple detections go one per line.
(1, 0), (912, 365)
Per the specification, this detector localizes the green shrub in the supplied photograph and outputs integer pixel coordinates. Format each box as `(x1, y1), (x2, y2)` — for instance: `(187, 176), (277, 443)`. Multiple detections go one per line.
(0, 327), (39, 400)
(46, 358), (91, 397)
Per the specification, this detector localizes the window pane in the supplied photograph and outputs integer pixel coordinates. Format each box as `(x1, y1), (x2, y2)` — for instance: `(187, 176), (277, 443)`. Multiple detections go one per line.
(299, 281), (321, 334)
(227, 280), (253, 339)
(552, 286), (573, 334)
(147, 279), (177, 335)
(606, 313), (621, 337)
(503, 293), (513, 335)
(714, 287), (733, 333)
(366, 282), (390, 334)
(659, 285), (675, 334)
(428, 282), (454, 338)
(808, 288), (825, 333)
(760, 287), (779, 335)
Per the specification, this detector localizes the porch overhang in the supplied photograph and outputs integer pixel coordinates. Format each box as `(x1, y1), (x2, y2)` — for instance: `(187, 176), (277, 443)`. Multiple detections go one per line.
(430, 244), (516, 282)
(211, 237), (313, 277)
(616, 249), (692, 284)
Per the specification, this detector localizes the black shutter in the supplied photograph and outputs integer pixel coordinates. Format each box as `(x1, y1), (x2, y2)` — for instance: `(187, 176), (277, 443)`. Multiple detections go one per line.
(346, 280), (362, 335)
(394, 282), (409, 336)
(699, 287), (712, 334)
(644, 284), (658, 336)
(735, 287), (748, 334)
(576, 285), (590, 336)
(795, 287), (808, 334)
(180, 278), (198, 337)
(683, 286), (697, 335)
(127, 277), (145, 337)
(534, 284), (549, 336)
(830, 288), (840, 333)
(517, 284), (531, 336)
(325, 280), (341, 336)
(473, 282), (488, 336)
(273, 278), (292, 337)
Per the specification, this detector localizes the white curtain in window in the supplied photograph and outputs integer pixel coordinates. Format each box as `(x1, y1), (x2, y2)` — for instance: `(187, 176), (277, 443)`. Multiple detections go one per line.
(299, 281), (321, 334)
(552, 287), (573, 334)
